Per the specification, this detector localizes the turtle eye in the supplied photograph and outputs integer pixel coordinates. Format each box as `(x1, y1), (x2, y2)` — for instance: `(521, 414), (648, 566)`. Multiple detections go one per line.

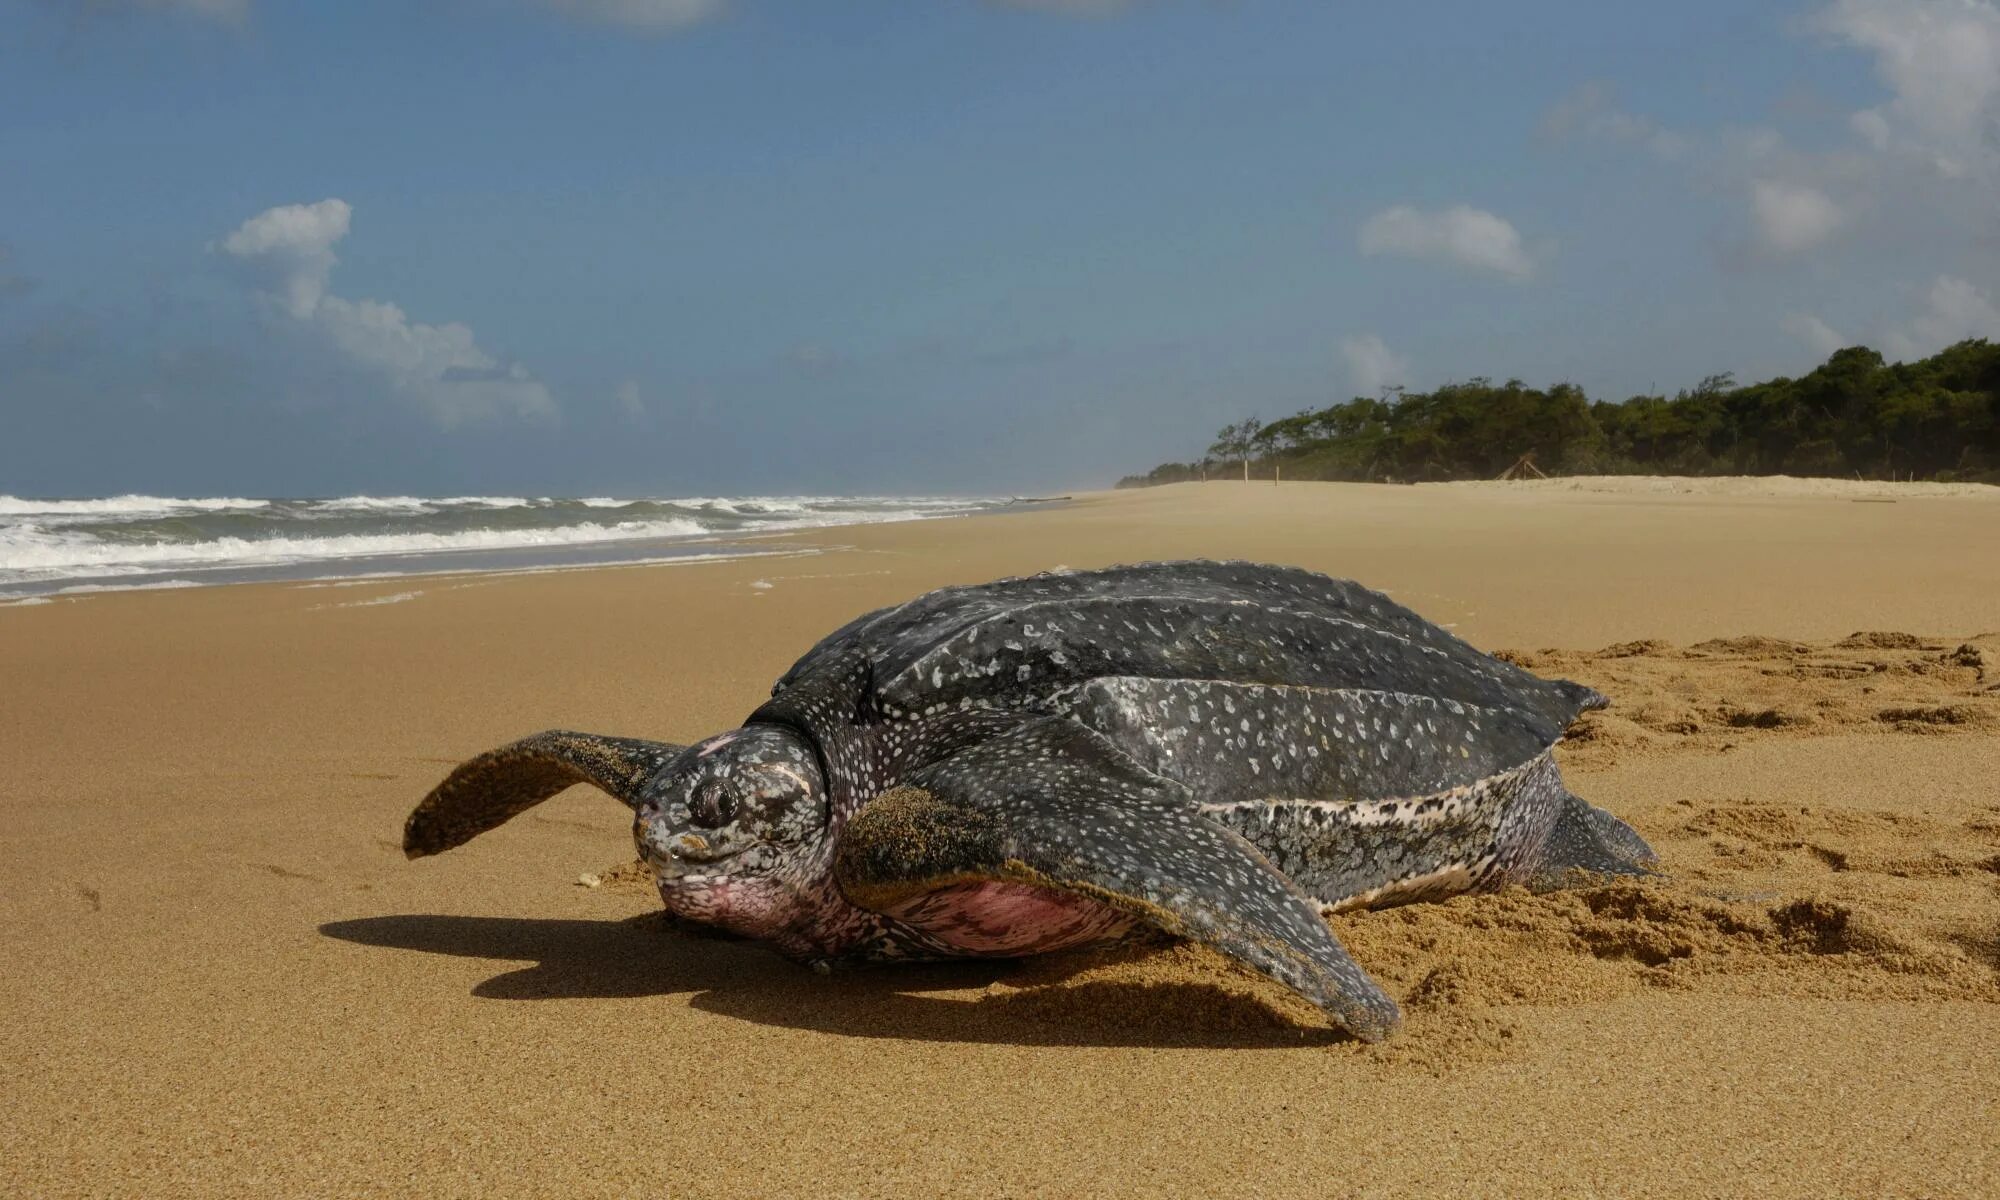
(689, 781), (738, 828)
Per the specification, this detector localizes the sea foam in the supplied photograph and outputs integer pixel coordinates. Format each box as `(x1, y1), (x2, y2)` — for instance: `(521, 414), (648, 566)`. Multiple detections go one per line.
(0, 518), (710, 581)
(0, 493), (1010, 596)
(0, 494), (271, 516)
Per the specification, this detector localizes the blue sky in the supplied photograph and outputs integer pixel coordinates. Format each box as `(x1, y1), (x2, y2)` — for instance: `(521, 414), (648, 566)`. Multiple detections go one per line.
(4, 0), (1998, 496)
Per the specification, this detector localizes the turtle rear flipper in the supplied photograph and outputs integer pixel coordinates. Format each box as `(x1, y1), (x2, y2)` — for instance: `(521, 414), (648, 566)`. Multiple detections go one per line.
(832, 715), (1402, 1042)
(1529, 791), (1657, 889)
(404, 730), (685, 858)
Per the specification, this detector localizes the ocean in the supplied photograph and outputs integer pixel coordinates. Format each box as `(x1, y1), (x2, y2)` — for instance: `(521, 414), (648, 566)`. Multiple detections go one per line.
(0, 493), (1016, 600)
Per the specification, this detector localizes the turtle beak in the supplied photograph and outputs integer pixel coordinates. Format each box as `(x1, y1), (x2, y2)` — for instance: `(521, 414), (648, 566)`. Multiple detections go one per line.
(635, 814), (685, 872)
(636, 814), (733, 876)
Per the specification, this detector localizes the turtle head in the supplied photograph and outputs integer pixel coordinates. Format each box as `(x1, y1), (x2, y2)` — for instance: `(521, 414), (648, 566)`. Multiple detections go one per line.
(634, 725), (831, 939)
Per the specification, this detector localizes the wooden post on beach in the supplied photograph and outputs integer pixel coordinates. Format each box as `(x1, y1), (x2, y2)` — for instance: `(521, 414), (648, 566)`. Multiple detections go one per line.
(1274, 463), (1281, 485)
(1496, 453), (1549, 482)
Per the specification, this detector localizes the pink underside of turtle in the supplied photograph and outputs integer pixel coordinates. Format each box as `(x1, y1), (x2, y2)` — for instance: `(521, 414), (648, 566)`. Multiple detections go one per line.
(880, 882), (1136, 955)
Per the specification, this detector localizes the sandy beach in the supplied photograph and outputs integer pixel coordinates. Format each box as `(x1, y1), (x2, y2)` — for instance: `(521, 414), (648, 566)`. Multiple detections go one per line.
(4, 479), (1997, 1198)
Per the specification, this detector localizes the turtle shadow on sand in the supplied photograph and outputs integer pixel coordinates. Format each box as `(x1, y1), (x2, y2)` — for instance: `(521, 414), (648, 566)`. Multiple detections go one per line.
(317, 912), (1349, 1050)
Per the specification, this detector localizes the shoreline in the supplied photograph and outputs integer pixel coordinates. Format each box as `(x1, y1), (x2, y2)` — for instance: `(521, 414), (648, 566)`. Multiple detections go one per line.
(0, 493), (1034, 602)
(8, 473), (1998, 627)
(0, 542), (811, 606)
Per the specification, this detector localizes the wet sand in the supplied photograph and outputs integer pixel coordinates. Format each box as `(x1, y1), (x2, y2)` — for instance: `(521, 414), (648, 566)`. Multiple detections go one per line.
(4, 479), (1997, 1197)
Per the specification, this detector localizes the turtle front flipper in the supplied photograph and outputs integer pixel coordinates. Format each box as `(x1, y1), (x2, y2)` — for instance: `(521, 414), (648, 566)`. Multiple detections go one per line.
(832, 715), (1402, 1042)
(404, 731), (685, 858)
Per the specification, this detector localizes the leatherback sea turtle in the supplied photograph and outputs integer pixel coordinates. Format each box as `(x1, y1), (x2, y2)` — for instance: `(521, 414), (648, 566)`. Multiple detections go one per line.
(404, 560), (1652, 1041)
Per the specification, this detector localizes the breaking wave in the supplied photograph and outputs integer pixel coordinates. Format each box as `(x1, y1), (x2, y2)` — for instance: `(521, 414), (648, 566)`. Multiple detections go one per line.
(0, 493), (1011, 596)
(0, 494), (270, 516)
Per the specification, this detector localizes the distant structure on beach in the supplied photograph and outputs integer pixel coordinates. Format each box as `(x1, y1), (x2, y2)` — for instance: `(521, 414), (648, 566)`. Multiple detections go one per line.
(1121, 340), (2000, 488)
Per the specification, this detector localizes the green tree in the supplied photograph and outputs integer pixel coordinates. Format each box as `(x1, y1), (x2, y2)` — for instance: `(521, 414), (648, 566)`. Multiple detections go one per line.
(1208, 417), (1263, 481)
(1129, 340), (2000, 489)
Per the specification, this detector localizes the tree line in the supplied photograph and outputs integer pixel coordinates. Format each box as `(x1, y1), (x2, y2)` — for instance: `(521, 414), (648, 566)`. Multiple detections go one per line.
(1118, 340), (2000, 487)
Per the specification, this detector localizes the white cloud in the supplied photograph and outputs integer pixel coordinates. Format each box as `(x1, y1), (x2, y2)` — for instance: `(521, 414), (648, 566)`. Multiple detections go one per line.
(1538, 82), (1692, 160)
(1340, 333), (1409, 397)
(313, 297), (554, 426)
(614, 379), (645, 419)
(1850, 107), (1894, 150)
(1783, 312), (1849, 356)
(1749, 180), (1843, 255)
(1812, 0), (2000, 176)
(1542, 20), (2000, 277)
(536, 0), (725, 32)
(1883, 274), (2000, 359)
(1357, 204), (1536, 280)
(216, 199), (554, 426)
(1792, 276), (2000, 365)
(215, 198), (349, 319)
(1542, 86), (1861, 271)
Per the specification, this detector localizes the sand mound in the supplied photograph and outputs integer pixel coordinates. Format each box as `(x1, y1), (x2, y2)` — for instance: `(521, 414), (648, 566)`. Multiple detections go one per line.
(1508, 631), (1998, 766)
(907, 853), (1999, 1070)
(578, 858), (657, 895)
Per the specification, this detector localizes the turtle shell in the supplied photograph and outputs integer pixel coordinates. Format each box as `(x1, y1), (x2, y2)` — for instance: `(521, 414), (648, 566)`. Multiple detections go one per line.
(774, 560), (1601, 740)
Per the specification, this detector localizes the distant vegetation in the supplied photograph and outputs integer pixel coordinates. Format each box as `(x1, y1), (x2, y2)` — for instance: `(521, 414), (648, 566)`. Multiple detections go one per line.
(1119, 341), (2000, 488)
